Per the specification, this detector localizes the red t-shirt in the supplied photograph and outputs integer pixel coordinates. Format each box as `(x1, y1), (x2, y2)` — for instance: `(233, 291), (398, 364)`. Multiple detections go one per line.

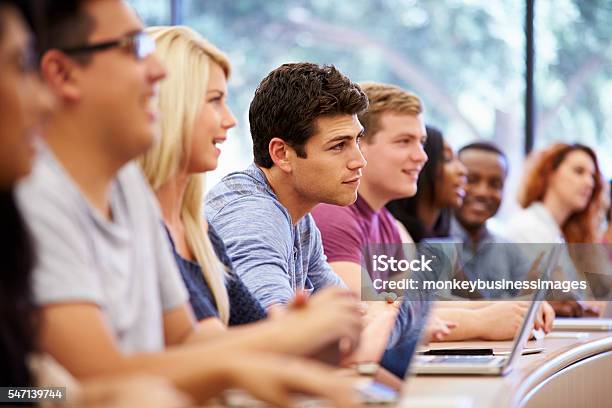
(311, 195), (402, 280)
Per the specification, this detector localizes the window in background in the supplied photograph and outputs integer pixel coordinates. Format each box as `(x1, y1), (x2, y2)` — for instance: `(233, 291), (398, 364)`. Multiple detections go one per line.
(129, 1), (611, 214)
(182, 0), (527, 207)
(127, 0), (171, 26)
(535, 0), (612, 178)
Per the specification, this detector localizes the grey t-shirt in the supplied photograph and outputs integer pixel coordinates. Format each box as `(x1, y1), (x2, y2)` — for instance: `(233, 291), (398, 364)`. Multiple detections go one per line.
(205, 163), (345, 309)
(16, 146), (188, 354)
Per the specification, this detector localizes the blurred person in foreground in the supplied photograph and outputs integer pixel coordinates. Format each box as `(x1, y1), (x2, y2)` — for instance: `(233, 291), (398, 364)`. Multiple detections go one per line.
(14, 0), (359, 405)
(0, 1), (191, 406)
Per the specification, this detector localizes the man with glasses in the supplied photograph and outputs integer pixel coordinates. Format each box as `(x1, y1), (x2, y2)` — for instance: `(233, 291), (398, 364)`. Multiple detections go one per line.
(59, 30), (156, 60)
(15, 0), (359, 405)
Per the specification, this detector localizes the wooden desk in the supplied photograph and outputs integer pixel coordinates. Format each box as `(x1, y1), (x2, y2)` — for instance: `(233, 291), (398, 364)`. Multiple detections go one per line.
(403, 332), (612, 407)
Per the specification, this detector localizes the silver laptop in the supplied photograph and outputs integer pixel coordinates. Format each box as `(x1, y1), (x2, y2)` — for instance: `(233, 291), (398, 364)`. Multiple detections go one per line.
(604, 301), (612, 318)
(411, 246), (561, 376)
(551, 282), (612, 331)
(552, 316), (612, 331)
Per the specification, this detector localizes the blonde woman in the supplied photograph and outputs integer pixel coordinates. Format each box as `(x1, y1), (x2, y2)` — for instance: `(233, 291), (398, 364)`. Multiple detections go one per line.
(139, 25), (373, 360)
(140, 26), (237, 327)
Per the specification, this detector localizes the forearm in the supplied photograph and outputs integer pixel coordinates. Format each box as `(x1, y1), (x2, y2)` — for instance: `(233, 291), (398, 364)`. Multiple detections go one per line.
(431, 307), (484, 341)
(40, 305), (244, 403)
(435, 300), (495, 310)
(343, 306), (398, 365)
(71, 342), (234, 403)
(185, 317), (315, 357)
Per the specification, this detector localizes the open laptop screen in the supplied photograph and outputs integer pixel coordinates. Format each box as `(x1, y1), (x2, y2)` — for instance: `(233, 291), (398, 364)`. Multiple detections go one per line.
(379, 282), (434, 378)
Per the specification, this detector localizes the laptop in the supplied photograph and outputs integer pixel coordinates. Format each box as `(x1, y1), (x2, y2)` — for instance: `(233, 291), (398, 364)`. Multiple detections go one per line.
(550, 285), (612, 332)
(411, 246), (561, 376)
(353, 281), (434, 399)
(552, 317), (612, 331)
(603, 301), (612, 318)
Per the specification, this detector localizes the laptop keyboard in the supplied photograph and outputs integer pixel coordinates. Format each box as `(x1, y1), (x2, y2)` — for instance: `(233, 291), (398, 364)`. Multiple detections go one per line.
(431, 355), (498, 364)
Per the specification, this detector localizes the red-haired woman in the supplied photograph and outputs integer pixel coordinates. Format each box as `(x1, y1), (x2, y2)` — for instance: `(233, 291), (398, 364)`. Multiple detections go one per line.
(506, 143), (605, 316)
(507, 143), (603, 243)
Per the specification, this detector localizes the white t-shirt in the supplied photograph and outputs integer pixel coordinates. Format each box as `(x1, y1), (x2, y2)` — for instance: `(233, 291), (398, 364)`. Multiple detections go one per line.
(504, 202), (585, 295)
(504, 202), (564, 244)
(16, 146), (188, 353)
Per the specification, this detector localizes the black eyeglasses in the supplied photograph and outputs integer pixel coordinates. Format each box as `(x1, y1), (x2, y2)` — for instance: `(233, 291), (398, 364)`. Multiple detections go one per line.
(59, 31), (156, 60)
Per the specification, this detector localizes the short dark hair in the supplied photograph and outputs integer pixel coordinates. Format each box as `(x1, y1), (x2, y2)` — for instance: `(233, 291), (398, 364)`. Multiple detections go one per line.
(26, 0), (94, 64)
(249, 62), (368, 169)
(459, 141), (508, 169)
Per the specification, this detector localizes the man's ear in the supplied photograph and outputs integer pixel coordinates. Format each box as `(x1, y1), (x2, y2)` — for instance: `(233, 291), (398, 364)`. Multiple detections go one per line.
(40, 50), (82, 103)
(268, 137), (293, 173)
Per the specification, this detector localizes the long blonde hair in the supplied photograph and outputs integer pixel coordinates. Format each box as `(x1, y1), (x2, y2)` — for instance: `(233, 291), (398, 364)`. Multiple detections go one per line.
(140, 26), (231, 323)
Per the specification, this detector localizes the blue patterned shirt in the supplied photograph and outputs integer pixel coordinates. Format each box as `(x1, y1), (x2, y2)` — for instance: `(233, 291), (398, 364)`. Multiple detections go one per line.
(205, 163), (346, 308)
